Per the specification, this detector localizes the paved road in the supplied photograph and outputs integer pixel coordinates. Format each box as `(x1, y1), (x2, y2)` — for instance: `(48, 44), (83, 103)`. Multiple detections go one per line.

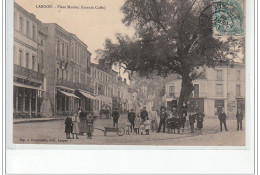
(13, 115), (245, 146)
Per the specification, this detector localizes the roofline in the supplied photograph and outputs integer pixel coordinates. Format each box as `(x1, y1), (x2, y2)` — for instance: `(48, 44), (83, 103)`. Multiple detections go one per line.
(14, 2), (42, 24)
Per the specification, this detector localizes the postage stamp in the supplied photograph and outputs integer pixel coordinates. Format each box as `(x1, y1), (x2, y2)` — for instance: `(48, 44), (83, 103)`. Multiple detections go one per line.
(213, 0), (244, 36)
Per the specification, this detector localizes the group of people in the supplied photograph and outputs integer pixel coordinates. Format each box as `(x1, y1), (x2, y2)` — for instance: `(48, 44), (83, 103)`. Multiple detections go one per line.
(64, 105), (244, 139)
(64, 108), (95, 139)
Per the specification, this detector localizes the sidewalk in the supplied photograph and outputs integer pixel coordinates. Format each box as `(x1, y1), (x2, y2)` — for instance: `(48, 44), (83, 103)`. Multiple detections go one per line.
(13, 117), (64, 124)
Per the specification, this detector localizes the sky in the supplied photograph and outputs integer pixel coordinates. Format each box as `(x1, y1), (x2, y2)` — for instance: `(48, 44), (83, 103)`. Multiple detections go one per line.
(15, 0), (135, 80)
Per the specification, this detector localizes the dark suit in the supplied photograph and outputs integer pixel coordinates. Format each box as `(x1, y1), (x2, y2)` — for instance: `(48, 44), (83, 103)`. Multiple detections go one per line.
(236, 112), (243, 130)
(157, 112), (168, 133)
(218, 112), (228, 131)
(128, 112), (136, 132)
(112, 110), (120, 127)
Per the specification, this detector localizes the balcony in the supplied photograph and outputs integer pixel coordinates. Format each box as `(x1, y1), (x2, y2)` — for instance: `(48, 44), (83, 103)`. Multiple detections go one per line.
(56, 79), (94, 94)
(14, 64), (44, 84)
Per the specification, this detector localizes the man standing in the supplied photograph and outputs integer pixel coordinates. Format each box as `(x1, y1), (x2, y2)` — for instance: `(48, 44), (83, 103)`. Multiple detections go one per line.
(128, 109), (136, 133)
(112, 108), (120, 128)
(140, 107), (148, 122)
(189, 114), (196, 133)
(218, 108), (228, 132)
(236, 108), (243, 131)
(149, 107), (158, 132)
(157, 106), (168, 133)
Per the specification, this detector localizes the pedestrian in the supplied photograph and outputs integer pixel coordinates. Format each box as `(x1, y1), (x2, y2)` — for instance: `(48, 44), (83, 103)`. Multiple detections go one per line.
(140, 120), (145, 135)
(195, 109), (205, 131)
(149, 107), (158, 132)
(86, 112), (94, 139)
(157, 106), (168, 133)
(144, 117), (151, 135)
(72, 113), (79, 139)
(140, 107), (148, 122)
(236, 108), (243, 131)
(218, 108), (228, 132)
(112, 108), (120, 128)
(125, 119), (131, 135)
(165, 114), (173, 134)
(189, 113), (196, 133)
(181, 103), (188, 132)
(79, 110), (87, 135)
(134, 115), (141, 134)
(128, 109), (136, 133)
(172, 110), (181, 134)
(64, 116), (73, 139)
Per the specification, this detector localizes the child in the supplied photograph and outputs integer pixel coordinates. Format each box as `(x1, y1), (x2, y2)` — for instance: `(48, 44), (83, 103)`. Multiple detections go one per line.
(72, 113), (79, 139)
(134, 115), (141, 134)
(125, 119), (131, 135)
(165, 114), (173, 134)
(144, 117), (151, 135)
(64, 116), (73, 139)
(139, 120), (145, 135)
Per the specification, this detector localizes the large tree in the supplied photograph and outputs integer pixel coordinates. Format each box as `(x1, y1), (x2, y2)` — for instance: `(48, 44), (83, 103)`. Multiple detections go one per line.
(97, 0), (236, 115)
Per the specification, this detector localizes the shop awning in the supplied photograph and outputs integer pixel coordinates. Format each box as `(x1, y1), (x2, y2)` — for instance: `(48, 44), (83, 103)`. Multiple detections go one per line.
(78, 90), (95, 100)
(59, 91), (80, 99)
(14, 82), (44, 91)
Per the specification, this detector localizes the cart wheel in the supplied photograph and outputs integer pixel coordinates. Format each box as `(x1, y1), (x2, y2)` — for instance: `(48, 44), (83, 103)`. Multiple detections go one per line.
(116, 127), (125, 136)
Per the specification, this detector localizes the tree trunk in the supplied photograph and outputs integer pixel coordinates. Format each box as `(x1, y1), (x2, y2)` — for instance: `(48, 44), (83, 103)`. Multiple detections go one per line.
(177, 74), (194, 117)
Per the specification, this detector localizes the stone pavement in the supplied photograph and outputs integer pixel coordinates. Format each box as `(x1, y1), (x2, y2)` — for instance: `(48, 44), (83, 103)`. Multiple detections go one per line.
(13, 115), (245, 146)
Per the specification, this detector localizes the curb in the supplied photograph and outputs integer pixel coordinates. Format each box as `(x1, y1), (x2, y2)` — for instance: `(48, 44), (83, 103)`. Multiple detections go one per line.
(13, 118), (64, 124)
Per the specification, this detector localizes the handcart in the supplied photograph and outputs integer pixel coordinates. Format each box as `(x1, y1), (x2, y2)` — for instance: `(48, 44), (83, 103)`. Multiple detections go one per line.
(95, 127), (125, 136)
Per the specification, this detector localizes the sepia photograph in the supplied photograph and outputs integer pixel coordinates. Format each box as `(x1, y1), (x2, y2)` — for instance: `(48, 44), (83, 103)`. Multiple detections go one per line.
(12, 0), (246, 146)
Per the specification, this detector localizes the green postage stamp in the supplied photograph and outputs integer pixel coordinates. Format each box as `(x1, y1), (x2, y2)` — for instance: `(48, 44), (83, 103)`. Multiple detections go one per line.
(213, 0), (244, 36)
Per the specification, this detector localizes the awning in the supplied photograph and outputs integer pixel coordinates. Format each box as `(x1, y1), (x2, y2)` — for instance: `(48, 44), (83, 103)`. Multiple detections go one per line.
(14, 82), (44, 91)
(78, 90), (95, 100)
(59, 91), (80, 99)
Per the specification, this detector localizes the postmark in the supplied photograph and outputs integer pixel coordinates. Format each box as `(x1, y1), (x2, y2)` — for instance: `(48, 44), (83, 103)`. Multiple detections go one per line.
(212, 0), (244, 36)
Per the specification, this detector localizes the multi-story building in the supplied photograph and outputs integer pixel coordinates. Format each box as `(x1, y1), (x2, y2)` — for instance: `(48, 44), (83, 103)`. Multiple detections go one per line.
(111, 70), (120, 111)
(92, 60), (113, 115)
(44, 23), (94, 116)
(164, 63), (245, 118)
(13, 3), (45, 118)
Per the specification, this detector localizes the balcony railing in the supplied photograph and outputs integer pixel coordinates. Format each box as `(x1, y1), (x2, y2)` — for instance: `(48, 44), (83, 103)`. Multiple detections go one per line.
(14, 64), (44, 83)
(56, 79), (94, 93)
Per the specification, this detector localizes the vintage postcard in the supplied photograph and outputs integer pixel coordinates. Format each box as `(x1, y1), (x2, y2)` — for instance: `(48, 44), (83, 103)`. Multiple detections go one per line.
(12, 0), (246, 146)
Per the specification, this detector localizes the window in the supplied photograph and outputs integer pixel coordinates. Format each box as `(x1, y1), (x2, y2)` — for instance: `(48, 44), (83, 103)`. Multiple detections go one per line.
(32, 25), (36, 40)
(62, 42), (64, 56)
(236, 70), (240, 81)
(19, 50), (23, 66)
(66, 45), (69, 58)
(19, 16), (23, 32)
(56, 69), (59, 80)
(66, 70), (69, 81)
(32, 55), (36, 71)
(40, 39), (43, 45)
(236, 85), (241, 96)
(169, 86), (175, 96)
(13, 47), (16, 62)
(194, 84), (199, 98)
(26, 21), (30, 36)
(57, 40), (60, 56)
(71, 44), (74, 59)
(216, 84), (223, 96)
(25, 53), (29, 68)
(41, 50), (44, 62)
(216, 70), (223, 80)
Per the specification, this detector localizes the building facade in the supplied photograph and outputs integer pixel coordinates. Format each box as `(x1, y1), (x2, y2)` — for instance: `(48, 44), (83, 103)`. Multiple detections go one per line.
(44, 23), (94, 116)
(92, 62), (113, 115)
(13, 3), (45, 118)
(164, 63), (245, 118)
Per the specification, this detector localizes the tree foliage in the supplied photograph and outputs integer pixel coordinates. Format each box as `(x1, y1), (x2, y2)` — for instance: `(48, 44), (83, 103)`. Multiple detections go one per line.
(97, 0), (241, 115)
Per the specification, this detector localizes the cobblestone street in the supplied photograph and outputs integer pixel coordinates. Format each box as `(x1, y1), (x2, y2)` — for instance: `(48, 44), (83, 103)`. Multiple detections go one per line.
(13, 115), (245, 146)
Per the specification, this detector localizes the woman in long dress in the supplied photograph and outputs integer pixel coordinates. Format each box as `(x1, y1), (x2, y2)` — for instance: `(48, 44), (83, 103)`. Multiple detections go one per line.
(72, 114), (79, 139)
